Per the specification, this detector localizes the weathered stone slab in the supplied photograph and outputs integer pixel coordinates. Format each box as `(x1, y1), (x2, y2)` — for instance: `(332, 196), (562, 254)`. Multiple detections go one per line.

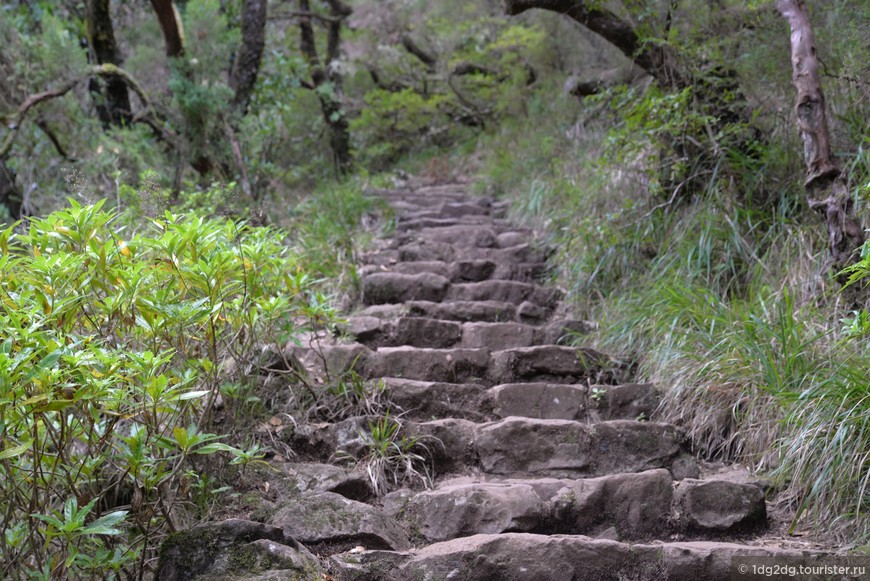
(460, 322), (538, 350)
(269, 492), (412, 550)
(406, 300), (517, 322)
(157, 520), (322, 581)
(366, 346), (490, 383)
(362, 272), (450, 304)
(489, 383), (589, 420)
(488, 346), (612, 384)
(391, 533), (811, 581)
(380, 378), (490, 421)
(475, 418), (683, 476)
(674, 479), (767, 533)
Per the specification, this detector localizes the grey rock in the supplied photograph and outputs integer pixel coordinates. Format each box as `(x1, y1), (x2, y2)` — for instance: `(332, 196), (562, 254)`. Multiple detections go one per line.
(489, 382), (589, 420)
(405, 482), (544, 542)
(406, 299), (518, 322)
(475, 418), (683, 476)
(362, 272), (450, 304)
(674, 479), (767, 533)
(269, 491), (412, 550)
(365, 346), (490, 383)
(157, 519), (321, 581)
(488, 345), (612, 384)
(460, 322), (538, 350)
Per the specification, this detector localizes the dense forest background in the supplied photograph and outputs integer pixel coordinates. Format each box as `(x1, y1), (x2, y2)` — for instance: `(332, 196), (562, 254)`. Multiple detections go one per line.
(0, 0), (868, 578)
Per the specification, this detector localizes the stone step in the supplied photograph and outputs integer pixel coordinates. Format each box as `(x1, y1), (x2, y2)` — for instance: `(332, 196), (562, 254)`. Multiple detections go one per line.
(332, 533), (817, 581)
(342, 317), (594, 350)
(321, 344), (616, 385)
(400, 201), (492, 220)
(411, 299), (555, 323)
(399, 217), (523, 234)
(354, 300), (524, 323)
(361, 273), (560, 307)
(295, 415), (685, 479)
(387, 470), (766, 543)
(398, 241), (548, 264)
(379, 378), (659, 423)
(417, 417), (685, 477)
(360, 259), (549, 283)
(268, 491), (412, 550)
(444, 280), (562, 306)
(489, 381), (659, 421)
(366, 187), (468, 203)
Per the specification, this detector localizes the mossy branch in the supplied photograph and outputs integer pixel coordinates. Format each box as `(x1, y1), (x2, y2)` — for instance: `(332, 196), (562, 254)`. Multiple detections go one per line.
(1, 64), (169, 159)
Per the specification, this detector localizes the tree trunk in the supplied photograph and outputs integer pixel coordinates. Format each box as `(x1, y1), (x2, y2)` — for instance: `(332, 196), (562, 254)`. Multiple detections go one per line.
(150, 0), (185, 58)
(230, 0), (268, 115)
(298, 0), (353, 174)
(86, 0), (132, 127)
(777, 0), (864, 266)
(0, 160), (24, 221)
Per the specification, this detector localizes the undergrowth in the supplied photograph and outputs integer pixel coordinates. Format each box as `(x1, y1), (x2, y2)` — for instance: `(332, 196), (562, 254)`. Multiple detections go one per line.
(472, 68), (870, 542)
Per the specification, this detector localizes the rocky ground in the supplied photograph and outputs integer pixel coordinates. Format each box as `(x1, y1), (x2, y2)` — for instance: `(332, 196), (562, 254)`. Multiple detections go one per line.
(157, 180), (848, 580)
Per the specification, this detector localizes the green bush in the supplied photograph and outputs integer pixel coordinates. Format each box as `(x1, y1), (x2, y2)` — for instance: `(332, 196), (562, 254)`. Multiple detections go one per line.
(0, 199), (306, 578)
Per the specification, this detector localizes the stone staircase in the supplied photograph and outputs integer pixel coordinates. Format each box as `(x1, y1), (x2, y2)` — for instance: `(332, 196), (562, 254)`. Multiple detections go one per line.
(157, 181), (837, 580)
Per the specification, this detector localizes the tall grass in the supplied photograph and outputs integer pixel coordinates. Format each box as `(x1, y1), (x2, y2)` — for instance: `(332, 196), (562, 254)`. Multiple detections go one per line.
(470, 73), (870, 542)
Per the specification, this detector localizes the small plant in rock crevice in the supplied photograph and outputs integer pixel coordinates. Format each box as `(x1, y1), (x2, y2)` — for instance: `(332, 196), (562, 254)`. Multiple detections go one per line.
(354, 411), (438, 497)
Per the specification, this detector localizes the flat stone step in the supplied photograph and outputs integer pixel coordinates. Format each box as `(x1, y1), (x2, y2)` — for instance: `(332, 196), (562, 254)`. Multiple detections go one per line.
(379, 377), (492, 421)
(400, 201), (492, 220)
(398, 241), (548, 264)
(363, 345), (492, 384)
(389, 470), (766, 544)
(376, 377), (658, 424)
(405, 417), (683, 478)
(268, 492), (412, 550)
(361, 274), (560, 307)
(472, 418), (684, 477)
(445, 280), (562, 306)
(396, 218), (524, 236)
(352, 301), (547, 324)
(488, 345), (615, 384)
(322, 344), (615, 385)
(332, 533), (816, 581)
(362, 272), (450, 305)
(417, 225), (500, 248)
(342, 317), (595, 350)
(405, 300), (520, 322)
(393, 470), (675, 542)
(360, 260), (550, 283)
(489, 382), (659, 421)
(366, 188), (467, 204)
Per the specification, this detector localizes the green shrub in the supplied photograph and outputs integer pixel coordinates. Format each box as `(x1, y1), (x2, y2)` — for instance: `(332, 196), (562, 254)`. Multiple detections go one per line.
(0, 199), (307, 578)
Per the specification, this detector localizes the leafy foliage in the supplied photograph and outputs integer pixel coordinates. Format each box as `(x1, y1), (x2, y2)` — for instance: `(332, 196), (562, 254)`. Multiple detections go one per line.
(0, 200), (308, 578)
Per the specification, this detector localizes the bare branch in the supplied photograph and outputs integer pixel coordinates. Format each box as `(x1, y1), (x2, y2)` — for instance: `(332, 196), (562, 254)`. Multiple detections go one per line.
(503, 0), (686, 88)
(36, 120), (75, 161)
(401, 34), (437, 72)
(1, 64), (169, 159)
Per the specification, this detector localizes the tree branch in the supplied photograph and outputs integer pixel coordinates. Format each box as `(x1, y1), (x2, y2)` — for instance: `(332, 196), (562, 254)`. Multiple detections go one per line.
(401, 34), (437, 72)
(36, 119), (75, 161)
(1, 64), (171, 159)
(503, 0), (686, 88)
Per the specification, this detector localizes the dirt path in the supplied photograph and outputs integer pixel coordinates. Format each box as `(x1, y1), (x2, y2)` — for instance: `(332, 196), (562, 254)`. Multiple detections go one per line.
(157, 180), (844, 580)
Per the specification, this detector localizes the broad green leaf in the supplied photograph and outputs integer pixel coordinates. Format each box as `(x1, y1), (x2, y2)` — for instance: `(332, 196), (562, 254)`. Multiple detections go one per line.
(81, 510), (127, 536)
(0, 441), (31, 460)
